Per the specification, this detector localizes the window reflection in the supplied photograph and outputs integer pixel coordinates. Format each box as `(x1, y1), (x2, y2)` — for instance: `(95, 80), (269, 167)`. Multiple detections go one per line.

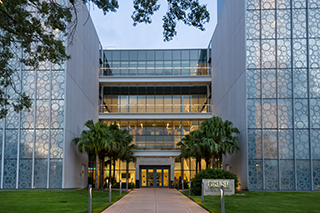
(103, 120), (203, 150)
(101, 86), (210, 114)
(101, 49), (209, 76)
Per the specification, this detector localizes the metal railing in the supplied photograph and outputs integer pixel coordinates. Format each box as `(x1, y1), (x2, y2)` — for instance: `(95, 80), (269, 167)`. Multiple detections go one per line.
(99, 67), (211, 77)
(99, 104), (212, 114)
(135, 142), (180, 150)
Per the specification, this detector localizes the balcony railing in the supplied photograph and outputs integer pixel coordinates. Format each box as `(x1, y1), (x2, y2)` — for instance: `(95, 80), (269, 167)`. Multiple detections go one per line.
(99, 104), (212, 114)
(99, 67), (211, 77)
(135, 142), (180, 150)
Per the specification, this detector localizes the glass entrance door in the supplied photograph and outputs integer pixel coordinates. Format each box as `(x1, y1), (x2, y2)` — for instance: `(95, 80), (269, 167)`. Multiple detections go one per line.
(163, 169), (169, 187)
(156, 169), (162, 187)
(148, 169), (154, 187)
(140, 167), (170, 188)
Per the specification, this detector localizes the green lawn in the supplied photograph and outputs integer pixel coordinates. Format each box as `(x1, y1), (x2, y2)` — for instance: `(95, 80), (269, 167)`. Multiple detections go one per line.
(182, 191), (320, 213)
(0, 189), (128, 213)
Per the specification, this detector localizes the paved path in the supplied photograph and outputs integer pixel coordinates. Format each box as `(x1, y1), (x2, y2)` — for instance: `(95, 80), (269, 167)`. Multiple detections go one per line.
(102, 188), (209, 213)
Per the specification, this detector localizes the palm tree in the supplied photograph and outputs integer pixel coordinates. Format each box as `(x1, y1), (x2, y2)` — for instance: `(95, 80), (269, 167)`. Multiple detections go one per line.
(105, 123), (136, 185)
(200, 116), (240, 168)
(73, 120), (112, 189)
(119, 135), (136, 187)
(177, 130), (203, 174)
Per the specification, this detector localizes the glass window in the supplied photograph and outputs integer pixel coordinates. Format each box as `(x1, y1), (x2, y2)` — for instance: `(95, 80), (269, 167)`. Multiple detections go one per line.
(164, 95), (172, 113)
(129, 61), (137, 67)
(155, 121), (164, 135)
(146, 87), (154, 113)
(138, 87), (146, 113)
(129, 87), (137, 113)
(120, 121), (127, 129)
(156, 51), (164, 60)
(155, 61), (163, 75)
(183, 121), (191, 135)
(182, 50), (189, 60)
(190, 50), (200, 60)
(112, 61), (120, 68)
(145, 121), (155, 136)
(164, 121), (173, 137)
(173, 95), (181, 113)
(146, 61), (154, 67)
(103, 95), (111, 113)
(191, 121), (199, 131)
(129, 51), (138, 60)
(146, 51), (155, 60)
(173, 61), (180, 67)
(172, 51), (181, 60)
(129, 121), (137, 137)
(120, 61), (128, 75)
(120, 95), (127, 113)
(190, 86), (199, 112)
(113, 51), (120, 60)
(199, 95), (207, 112)
(138, 61), (146, 67)
(105, 51), (112, 61)
(164, 61), (172, 67)
(155, 87), (163, 112)
(121, 51), (129, 60)
(181, 61), (190, 67)
(200, 50), (207, 62)
(111, 95), (119, 113)
(164, 51), (172, 60)
(138, 51), (146, 60)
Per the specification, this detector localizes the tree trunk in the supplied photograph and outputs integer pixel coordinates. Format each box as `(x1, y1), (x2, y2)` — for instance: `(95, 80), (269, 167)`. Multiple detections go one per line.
(101, 157), (104, 189)
(95, 151), (99, 189)
(113, 158), (116, 184)
(198, 158), (202, 172)
(109, 157), (112, 186)
(126, 161), (129, 187)
(195, 159), (198, 174)
(212, 156), (215, 169)
(206, 157), (210, 169)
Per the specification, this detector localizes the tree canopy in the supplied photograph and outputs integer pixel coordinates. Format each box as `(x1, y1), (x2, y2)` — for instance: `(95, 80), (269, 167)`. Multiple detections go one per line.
(0, 0), (210, 119)
(73, 120), (135, 189)
(178, 116), (240, 173)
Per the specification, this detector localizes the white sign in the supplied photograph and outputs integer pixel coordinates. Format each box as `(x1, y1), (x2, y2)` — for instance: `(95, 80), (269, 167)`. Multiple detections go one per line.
(202, 179), (235, 195)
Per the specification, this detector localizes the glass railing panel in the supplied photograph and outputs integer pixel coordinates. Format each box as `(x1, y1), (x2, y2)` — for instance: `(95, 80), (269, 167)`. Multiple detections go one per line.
(100, 67), (211, 77)
(134, 142), (176, 150)
(99, 104), (212, 113)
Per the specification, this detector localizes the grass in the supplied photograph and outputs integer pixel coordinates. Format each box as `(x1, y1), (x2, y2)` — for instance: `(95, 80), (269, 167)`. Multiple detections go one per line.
(0, 189), (128, 213)
(182, 191), (320, 213)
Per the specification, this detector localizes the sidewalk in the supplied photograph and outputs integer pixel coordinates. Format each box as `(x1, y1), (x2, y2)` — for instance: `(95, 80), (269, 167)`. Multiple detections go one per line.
(102, 188), (208, 213)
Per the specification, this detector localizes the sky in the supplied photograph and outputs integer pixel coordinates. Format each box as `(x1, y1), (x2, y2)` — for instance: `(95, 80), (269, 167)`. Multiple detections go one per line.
(88, 0), (217, 49)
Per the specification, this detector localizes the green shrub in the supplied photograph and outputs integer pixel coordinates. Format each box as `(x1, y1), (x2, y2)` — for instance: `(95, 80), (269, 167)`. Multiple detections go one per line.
(191, 168), (239, 195)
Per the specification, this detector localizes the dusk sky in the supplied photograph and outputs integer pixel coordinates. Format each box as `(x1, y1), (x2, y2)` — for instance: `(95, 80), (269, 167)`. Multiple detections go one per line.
(88, 0), (218, 49)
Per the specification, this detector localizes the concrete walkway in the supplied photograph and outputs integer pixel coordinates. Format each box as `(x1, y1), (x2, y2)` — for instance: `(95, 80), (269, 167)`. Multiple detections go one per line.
(102, 188), (208, 213)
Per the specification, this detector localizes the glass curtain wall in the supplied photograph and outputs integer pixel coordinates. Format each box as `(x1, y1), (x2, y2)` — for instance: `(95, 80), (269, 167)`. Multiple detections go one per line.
(101, 49), (208, 76)
(102, 120), (203, 150)
(246, 0), (320, 191)
(101, 86), (210, 113)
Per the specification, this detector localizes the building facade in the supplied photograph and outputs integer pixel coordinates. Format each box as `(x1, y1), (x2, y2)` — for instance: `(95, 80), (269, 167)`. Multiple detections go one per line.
(0, 3), (100, 189)
(212, 0), (320, 190)
(99, 49), (212, 187)
(1, 0), (320, 191)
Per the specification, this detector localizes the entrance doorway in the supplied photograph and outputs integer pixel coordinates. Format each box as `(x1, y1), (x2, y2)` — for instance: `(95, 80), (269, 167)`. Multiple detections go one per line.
(140, 167), (170, 188)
